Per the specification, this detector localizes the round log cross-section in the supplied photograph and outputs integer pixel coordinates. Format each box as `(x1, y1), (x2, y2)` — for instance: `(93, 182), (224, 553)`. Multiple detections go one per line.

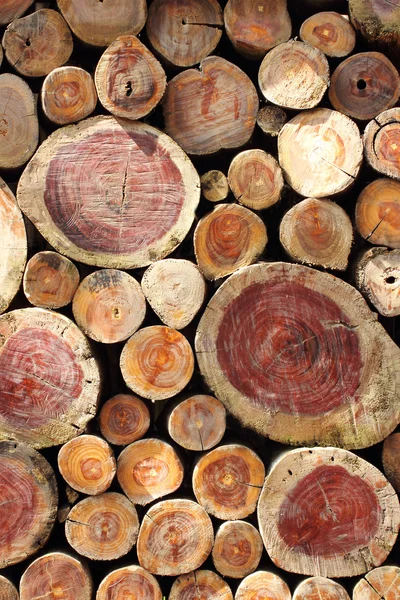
(353, 566), (400, 600)
(300, 11), (356, 58)
(0, 308), (100, 448)
(23, 251), (79, 310)
(235, 572), (291, 600)
(0, 576), (18, 600)
(293, 577), (350, 600)
(0, 442), (58, 569)
(99, 393), (150, 446)
(212, 520), (263, 579)
(257, 447), (400, 577)
(195, 262), (400, 449)
(96, 566), (162, 600)
(201, 171), (230, 203)
(169, 570), (233, 600)
(364, 108), (400, 180)
(257, 106), (288, 137)
(355, 179), (400, 247)
(354, 247), (400, 317)
(167, 395), (226, 451)
(41, 67), (97, 126)
(17, 116), (200, 269)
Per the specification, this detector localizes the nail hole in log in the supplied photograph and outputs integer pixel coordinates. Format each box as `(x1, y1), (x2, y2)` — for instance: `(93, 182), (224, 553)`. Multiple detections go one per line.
(125, 81), (132, 97)
(386, 276), (396, 284)
(357, 79), (367, 90)
(331, 456), (335, 461)
(25, 38), (31, 46)
(288, 470), (293, 475)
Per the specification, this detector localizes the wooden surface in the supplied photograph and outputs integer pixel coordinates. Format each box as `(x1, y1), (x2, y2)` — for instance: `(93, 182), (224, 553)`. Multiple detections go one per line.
(293, 577), (350, 600)
(364, 108), (400, 180)
(169, 570), (233, 600)
(23, 251), (79, 309)
(235, 572), (291, 600)
(355, 178), (400, 247)
(0, 576), (18, 600)
(41, 67), (97, 125)
(300, 11), (356, 57)
(212, 521), (263, 579)
(354, 247), (400, 317)
(96, 566), (162, 600)
(99, 393), (150, 446)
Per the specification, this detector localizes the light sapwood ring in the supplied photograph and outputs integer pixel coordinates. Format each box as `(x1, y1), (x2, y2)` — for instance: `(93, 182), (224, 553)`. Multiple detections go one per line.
(169, 570), (233, 600)
(212, 520), (263, 579)
(235, 571), (291, 600)
(364, 108), (400, 180)
(293, 577), (350, 600)
(168, 395), (226, 451)
(353, 566), (400, 600)
(300, 12), (356, 57)
(96, 566), (162, 600)
(354, 247), (400, 317)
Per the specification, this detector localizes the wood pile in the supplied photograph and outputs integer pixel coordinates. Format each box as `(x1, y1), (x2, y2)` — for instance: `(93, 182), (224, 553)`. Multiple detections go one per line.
(1, 0), (400, 598)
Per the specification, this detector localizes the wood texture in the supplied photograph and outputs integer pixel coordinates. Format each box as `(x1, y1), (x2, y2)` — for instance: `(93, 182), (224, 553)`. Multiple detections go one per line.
(300, 11), (356, 57)
(23, 251), (79, 309)
(169, 570), (233, 600)
(355, 178), (400, 247)
(354, 247), (400, 317)
(96, 566), (162, 600)
(41, 67), (97, 125)
(293, 577), (350, 600)
(353, 566), (400, 600)
(364, 108), (400, 180)
(0, 577), (18, 600)
(256, 106), (287, 137)
(0, 0), (34, 25)
(382, 433), (400, 494)
(201, 170), (230, 202)
(212, 520), (263, 579)
(235, 572), (291, 600)
(99, 393), (150, 446)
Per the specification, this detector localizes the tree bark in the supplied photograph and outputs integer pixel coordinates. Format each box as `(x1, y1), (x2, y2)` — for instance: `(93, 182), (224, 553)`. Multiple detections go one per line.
(355, 178), (400, 247)
(41, 66), (97, 125)
(353, 566), (400, 600)
(293, 577), (350, 600)
(300, 11), (356, 57)
(194, 203), (267, 280)
(169, 570), (233, 600)
(364, 108), (400, 180)
(97, 566), (162, 600)
(0, 0), (34, 25)
(382, 433), (400, 494)
(0, 577), (18, 600)
(354, 246), (400, 317)
(256, 106), (287, 137)
(257, 447), (400, 577)
(99, 393), (150, 446)
(212, 520), (263, 579)
(17, 116), (200, 269)
(23, 250), (79, 309)
(235, 572), (291, 600)
(201, 170), (230, 202)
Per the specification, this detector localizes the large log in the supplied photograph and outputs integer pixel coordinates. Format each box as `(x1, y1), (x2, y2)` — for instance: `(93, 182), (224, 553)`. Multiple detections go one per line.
(355, 178), (400, 247)
(353, 566), (400, 600)
(0, 308), (100, 448)
(169, 570), (233, 600)
(257, 447), (400, 577)
(300, 11), (356, 57)
(17, 116), (200, 269)
(195, 262), (400, 448)
(23, 251), (79, 309)
(235, 572), (291, 600)
(354, 247), (400, 317)
(382, 433), (400, 494)
(0, 1), (34, 25)
(212, 520), (263, 579)
(0, 577), (18, 600)
(293, 577), (350, 600)
(364, 108), (400, 180)
(99, 393), (150, 446)
(96, 566), (162, 600)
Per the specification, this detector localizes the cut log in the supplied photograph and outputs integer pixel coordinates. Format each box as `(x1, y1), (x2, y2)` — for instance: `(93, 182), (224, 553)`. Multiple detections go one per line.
(278, 108), (363, 197)
(279, 197), (353, 270)
(258, 40), (330, 110)
(355, 178), (400, 247)
(0, 0), (34, 25)
(2, 9), (73, 78)
(141, 259), (206, 330)
(146, 0), (223, 68)
(96, 566), (162, 600)
(329, 52), (400, 120)
(137, 499), (214, 576)
(167, 394), (226, 451)
(65, 492), (139, 561)
(117, 438), (184, 505)
(228, 149), (284, 210)
(163, 56), (258, 155)
(58, 434), (116, 496)
(195, 262), (400, 448)
(0, 577), (18, 600)
(258, 447), (400, 577)
(0, 179), (27, 315)
(212, 520), (263, 579)
(353, 566), (400, 600)
(256, 106), (287, 137)
(17, 116), (200, 269)
(0, 441), (57, 568)
(95, 35), (166, 121)
(41, 66), (97, 126)
(382, 433), (400, 494)
(354, 247), (400, 317)
(19, 552), (92, 600)
(224, 0), (291, 60)
(57, 0), (147, 47)
(72, 269), (146, 344)
(0, 73), (38, 170)
(0, 308), (100, 448)
(364, 108), (400, 180)
(23, 251), (79, 309)
(300, 12), (356, 57)
(120, 326), (194, 401)
(293, 577), (350, 600)
(192, 444), (265, 520)
(235, 572), (291, 600)
(169, 570), (233, 600)
(99, 393), (150, 446)
(201, 170), (230, 202)
(194, 203), (268, 280)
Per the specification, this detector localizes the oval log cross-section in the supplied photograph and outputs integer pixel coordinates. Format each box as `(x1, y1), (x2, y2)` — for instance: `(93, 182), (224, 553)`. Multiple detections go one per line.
(169, 570), (233, 600)
(353, 566), (400, 600)
(212, 520), (263, 579)
(23, 251), (79, 309)
(41, 67), (97, 126)
(382, 433), (400, 494)
(193, 444), (265, 520)
(293, 577), (350, 600)
(0, 308), (100, 448)
(96, 566), (162, 600)
(99, 393), (150, 446)
(137, 499), (214, 576)
(354, 247), (400, 317)
(257, 105), (288, 137)
(257, 447), (400, 577)
(364, 108), (400, 180)
(0, 576), (18, 600)
(168, 395), (226, 451)
(355, 179), (400, 248)
(195, 262), (400, 448)
(201, 171), (230, 203)
(300, 11), (356, 57)
(17, 116), (200, 269)
(235, 572), (291, 600)
(0, 442), (58, 569)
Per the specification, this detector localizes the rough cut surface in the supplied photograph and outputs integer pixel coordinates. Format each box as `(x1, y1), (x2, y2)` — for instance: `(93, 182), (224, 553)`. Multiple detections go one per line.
(235, 572), (291, 600)
(355, 178), (400, 247)
(364, 108), (400, 180)
(300, 11), (356, 57)
(23, 251), (79, 309)
(169, 570), (233, 600)
(41, 67), (97, 125)
(293, 577), (350, 600)
(96, 566), (162, 600)
(0, 0), (34, 25)
(354, 246), (400, 317)
(353, 566), (400, 600)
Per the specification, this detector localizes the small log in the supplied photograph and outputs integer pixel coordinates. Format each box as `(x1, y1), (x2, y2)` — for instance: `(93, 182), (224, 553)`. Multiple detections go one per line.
(72, 269), (146, 344)
(235, 572), (291, 600)
(278, 108), (363, 198)
(382, 433), (400, 494)
(19, 552), (92, 600)
(364, 108), (400, 180)
(0, 0), (34, 25)
(0, 308), (100, 448)
(95, 35), (166, 121)
(195, 262), (400, 448)
(169, 570), (233, 600)
(194, 203), (268, 281)
(0, 442), (57, 568)
(0, 73), (38, 170)
(329, 52), (400, 121)
(354, 247), (400, 317)
(279, 197), (353, 271)
(96, 566), (162, 600)
(0, 577), (18, 600)
(163, 56), (258, 155)
(23, 251), (79, 309)
(2, 9), (73, 78)
(120, 326), (194, 401)
(58, 434), (116, 496)
(141, 259), (206, 330)
(99, 393), (150, 446)
(212, 520), (263, 579)
(192, 444), (265, 520)
(300, 12), (356, 57)
(117, 438), (184, 505)
(258, 40), (329, 110)
(137, 499), (214, 576)
(258, 447), (400, 577)
(57, 0), (147, 47)
(256, 106), (287, 137)
(228, 149), (284, 210)
(41, 66), (97, 125)
(353, 566), (400, 600)
(65, 492), (139, 561)
(294, 578), (350, 600)
(17, 116), (200, 269)
(0, 179), (27, 315)
(201, 170), (230, 202)
(167, 394), (226, 451)
(355, 178), (400, 247)
(146, 0), (223, 68)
